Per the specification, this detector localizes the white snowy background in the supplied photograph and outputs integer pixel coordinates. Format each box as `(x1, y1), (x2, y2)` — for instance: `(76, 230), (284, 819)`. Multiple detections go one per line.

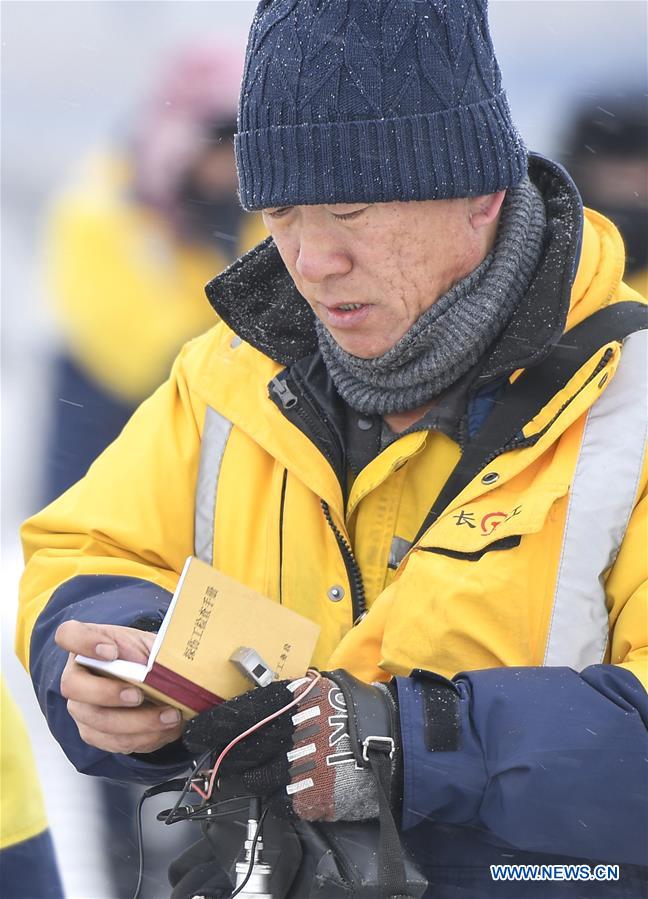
(2, 2), (646, 897)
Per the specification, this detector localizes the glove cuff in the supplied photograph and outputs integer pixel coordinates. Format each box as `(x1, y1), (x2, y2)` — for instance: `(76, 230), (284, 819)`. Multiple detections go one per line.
(325, 671), (397, 764)
(325, 670), (402, 816)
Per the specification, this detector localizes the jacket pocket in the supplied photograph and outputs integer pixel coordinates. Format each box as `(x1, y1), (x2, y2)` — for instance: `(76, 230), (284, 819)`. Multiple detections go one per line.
(416, 482), (570, 557)
(378, 484), (572, 677)
(421, 534), (521, 562)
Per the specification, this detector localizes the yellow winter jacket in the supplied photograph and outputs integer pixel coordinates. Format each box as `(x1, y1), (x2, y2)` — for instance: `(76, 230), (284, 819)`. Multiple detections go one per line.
(45, 154), (266, 403)
(18, 198), (647, 697)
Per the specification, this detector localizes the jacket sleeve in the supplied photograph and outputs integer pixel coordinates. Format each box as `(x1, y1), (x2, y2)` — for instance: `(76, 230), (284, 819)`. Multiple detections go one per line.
(17, 341), (207, 782)
(396, 484), (648, 866)
(397, 664), (648, 865)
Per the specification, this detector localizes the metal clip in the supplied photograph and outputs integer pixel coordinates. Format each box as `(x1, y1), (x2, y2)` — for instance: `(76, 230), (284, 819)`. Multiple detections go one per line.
(362, 735), (395, 762)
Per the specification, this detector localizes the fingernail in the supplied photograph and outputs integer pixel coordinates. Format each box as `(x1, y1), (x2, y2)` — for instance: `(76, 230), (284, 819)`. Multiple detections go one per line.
(96, 643), (118, 660)
(120, 688), (142, 705)
(160, 709), (181, 725)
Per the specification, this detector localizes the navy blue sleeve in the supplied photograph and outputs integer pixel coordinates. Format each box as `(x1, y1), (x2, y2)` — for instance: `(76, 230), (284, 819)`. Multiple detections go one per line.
(396, 665), (648, 865)
(0, 830), (64, 899)
(29, 575), (192, 783)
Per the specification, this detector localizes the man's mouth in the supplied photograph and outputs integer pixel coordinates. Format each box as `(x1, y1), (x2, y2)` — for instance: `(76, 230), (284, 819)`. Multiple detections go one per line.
(319, 301), (372, 329)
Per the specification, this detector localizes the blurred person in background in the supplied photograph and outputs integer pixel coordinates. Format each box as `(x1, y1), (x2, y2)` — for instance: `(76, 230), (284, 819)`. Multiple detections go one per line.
(40, 41), (264, 897)
(43, 41), (266, 504)
(560, 92), (647, 298)
(0, 677), (64, 899)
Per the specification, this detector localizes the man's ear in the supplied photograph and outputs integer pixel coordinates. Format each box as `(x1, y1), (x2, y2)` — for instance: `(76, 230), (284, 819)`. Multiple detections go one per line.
(468, 190), (506, 229)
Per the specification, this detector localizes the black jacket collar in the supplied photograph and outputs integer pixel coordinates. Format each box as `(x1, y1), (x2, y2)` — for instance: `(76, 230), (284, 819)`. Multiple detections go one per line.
(205, 154), (583, 378)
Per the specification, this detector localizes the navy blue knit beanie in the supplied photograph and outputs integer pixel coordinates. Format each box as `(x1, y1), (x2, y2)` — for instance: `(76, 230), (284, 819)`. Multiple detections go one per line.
(235, 0), (527, 210)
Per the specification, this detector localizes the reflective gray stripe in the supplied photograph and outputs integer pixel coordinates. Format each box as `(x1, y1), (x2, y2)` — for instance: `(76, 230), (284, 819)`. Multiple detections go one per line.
(194, 406), (233, 565)
(544, 331), (648, 669)
(388, 536), (411, 570)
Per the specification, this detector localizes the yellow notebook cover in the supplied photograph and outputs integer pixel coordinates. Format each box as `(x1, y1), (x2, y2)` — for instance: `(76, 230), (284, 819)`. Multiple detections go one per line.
(76, 557), (320, 718)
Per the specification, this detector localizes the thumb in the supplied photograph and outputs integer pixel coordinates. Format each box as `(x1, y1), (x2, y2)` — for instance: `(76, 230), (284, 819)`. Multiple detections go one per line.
(55, 620), (155, 664)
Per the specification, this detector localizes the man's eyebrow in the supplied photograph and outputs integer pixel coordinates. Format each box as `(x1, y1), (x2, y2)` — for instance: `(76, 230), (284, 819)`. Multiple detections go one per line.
(264, 206), (294, 216)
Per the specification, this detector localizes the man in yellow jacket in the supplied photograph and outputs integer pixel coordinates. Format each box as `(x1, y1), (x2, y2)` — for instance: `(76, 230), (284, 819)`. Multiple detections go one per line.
(18, 2), (647, 897)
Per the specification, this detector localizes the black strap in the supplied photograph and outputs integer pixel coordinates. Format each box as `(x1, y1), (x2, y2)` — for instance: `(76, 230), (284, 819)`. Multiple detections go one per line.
(327, 670), (415, 898)
(328, 669), (394, 767)
(366, 747), (413, 899)
(412, 301), (648, 546)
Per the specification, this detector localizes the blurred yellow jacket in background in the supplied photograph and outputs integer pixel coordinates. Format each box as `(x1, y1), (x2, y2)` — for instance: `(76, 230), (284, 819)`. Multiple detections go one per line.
(0, 677), (48, 849)
(45, 154), (266, 404)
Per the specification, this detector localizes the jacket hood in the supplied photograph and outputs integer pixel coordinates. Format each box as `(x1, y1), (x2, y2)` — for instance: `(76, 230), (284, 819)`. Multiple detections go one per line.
(205, 154), (584, 376)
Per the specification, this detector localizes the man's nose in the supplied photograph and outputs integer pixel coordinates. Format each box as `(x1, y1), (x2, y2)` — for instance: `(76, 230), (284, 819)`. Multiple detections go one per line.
(295, 226), (352, 283)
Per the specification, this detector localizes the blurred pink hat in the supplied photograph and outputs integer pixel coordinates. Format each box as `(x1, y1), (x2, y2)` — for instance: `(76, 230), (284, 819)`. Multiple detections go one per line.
(130, 41), (244, 211)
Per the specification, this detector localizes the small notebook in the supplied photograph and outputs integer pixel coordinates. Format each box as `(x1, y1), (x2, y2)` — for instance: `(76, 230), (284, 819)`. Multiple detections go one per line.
(76, 556), (320, 718)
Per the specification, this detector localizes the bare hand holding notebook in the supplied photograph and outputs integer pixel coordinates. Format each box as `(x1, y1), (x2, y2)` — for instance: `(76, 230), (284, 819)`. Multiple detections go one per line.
(76, 556), (320, 718)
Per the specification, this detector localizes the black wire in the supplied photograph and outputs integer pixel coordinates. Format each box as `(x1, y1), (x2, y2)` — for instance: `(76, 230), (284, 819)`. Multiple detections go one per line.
(184, 807), (248, 822)
(228, 807), (268, 898)
(158, 796), (251, 823)
(132, 790), (147, 899)
(130, 753), (252, 899)
(131, 758), (211, 899)
(163, 747), (214, 825)
(132, 776), (189, 899)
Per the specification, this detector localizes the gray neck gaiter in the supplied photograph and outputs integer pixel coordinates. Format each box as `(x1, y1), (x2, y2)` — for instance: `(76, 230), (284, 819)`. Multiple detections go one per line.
(315, 176), (546, 415)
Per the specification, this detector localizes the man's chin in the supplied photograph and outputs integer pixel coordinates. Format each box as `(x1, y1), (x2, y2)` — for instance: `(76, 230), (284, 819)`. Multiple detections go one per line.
(328, 331), (390, 359)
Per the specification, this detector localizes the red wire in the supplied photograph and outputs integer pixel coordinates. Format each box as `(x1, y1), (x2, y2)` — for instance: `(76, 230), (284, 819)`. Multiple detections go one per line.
(191, 670), (322, 802)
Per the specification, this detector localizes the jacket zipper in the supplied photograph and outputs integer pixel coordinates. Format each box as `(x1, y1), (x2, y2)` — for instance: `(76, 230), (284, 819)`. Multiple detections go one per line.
(272, 378), (298, 410)
(271, 374), (366, 624)
(321, 500), (367, 625)
(278, 468), (288, 604)
(270, 375), (343, 481)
